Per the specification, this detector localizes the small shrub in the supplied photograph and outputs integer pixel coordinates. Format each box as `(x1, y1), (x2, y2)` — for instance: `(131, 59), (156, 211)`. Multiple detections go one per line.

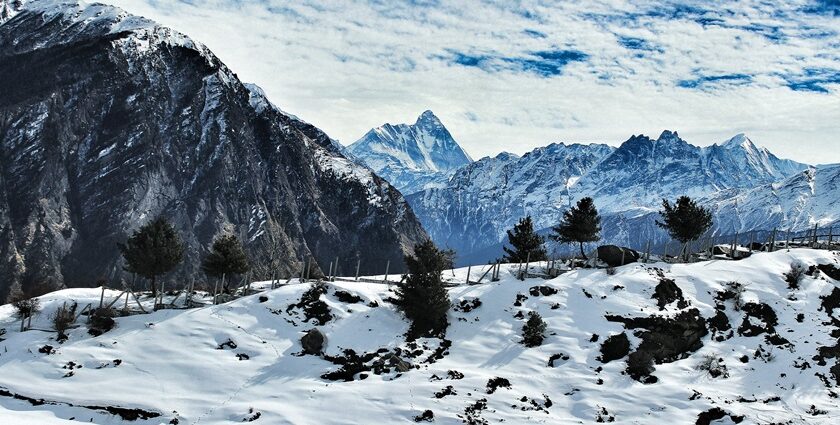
(605, 266), (617, 276)
(51, 302), (78, 341)
(724, 281), (747, 311)
(784, 262), (806, 289)
(696, 353), (728, 378)
(8, 287), (41, 320)
(521, 311), (547, 347)
(88, 307), (116, 336)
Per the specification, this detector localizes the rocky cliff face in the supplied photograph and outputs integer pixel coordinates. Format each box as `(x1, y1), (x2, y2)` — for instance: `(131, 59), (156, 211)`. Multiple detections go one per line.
(348, 110), (472, 195)
(0, 0), (427, 299)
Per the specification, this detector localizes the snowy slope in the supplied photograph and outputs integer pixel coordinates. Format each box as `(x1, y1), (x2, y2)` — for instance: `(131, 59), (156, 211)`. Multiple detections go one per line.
(2, 249), (839, 424)
(348, 111), (473, 195)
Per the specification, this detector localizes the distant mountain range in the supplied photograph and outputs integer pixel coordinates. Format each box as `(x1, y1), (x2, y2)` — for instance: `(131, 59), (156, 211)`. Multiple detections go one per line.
(350, 115), (835, 264)
(348, 110), (472, 195)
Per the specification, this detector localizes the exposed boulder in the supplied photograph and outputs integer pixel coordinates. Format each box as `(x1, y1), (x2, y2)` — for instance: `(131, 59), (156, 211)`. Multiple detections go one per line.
(597, 245), (639, 267)
(599, 333), (631, 363)
(301, 328), (326, 355)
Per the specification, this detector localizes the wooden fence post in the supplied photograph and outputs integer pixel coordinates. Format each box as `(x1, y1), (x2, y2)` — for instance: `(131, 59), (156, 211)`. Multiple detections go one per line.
(99, 284), (105, 309)
(383, 260), (390, 284)
(355, 259), (361, 282)
(466, 265), (471, 285)
(813, 224), (820, 247)
(334, 256), (339, 281)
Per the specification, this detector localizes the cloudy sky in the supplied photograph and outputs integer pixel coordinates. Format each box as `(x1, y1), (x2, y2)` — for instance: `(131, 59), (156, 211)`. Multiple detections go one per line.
(108, 0), (840, 164)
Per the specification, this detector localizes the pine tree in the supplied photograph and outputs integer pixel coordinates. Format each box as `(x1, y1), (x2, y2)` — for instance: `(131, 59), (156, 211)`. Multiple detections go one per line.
(202, 234), (250, 291)
(394, 240), (453, 339)
(521, 311), (547, 347)
(502, 216), (547, 263)
(118, 217), (184, 297)
(656, 196), (713, 261)
(551, 197), (601, 259)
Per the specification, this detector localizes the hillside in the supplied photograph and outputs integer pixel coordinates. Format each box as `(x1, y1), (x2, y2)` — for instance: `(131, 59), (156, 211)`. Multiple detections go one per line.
(0, 0), (427, 298)
(1, 248), (839, 424)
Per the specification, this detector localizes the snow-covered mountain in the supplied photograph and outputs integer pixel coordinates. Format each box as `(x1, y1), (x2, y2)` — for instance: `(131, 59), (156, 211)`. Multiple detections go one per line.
(408, 131), (812, 263)
(348, 110), (472, 195)
(708, 164), (840, 233)
(0, 0), (427, 298)
(2, 249), (839, 423)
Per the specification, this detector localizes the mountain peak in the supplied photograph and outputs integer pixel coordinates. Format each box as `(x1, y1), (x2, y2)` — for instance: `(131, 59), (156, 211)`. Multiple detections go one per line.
(721, 133), (754, 149)
(657, 129), (681, 141)
(348, 110), (472, 194)
(415, 109), (441, 125)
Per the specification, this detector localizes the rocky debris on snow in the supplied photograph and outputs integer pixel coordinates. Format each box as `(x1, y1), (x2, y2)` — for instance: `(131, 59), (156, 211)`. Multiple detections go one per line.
(595, 406), (615, 422)
(38, 345), (55, 355)
(434, 385), (456, 398)
(529, 286), (558, 297)
(607, 309), (708, 382)
(737, 302), (778, 337)
(821, 287), (840, 316)
(652, 278), (689, 310)
(236, 353), (250, 361)
(454, 298), (482, 312)
(695, 407), (744, 425)
(258, 296), (269, 303)
(513, 394), (552, 413)
(333, 290), (363, 304)
(217, 339), (237, 350)
(287, 282), (333, 325)
(513, 293), (528, 306)
(599, 333), (630, 363)
(486, 377), (511, 394)
(460, 398), (489, 425)
(548, 353), (570, 367)
(0, 385), (163, 421)
(597, 245), (639, 267)
(817, 263), (840, 281)
(301, 328), (326, 355)
(707, 310), (733, 341)
(243, 407), (261, 422)
(413, 409), (434, 422)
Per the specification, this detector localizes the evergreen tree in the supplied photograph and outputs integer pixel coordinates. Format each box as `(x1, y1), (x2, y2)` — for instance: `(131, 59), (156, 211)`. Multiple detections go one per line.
(551, 197), (601, 259)
(202, 234), (250, 291)
(521, 311), (547, 347)
(502, 216), (547, 263)
(656, 196), (713, 261)
(394, 240), (453, 339)
(118, 217), (184, 297)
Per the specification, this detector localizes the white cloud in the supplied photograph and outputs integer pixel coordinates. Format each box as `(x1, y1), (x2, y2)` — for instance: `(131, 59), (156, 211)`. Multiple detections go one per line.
(107, 0), (840, 164)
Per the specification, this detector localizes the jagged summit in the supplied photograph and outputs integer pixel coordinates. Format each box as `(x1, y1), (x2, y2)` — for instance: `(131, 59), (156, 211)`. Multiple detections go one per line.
(348, 110), (472, 195)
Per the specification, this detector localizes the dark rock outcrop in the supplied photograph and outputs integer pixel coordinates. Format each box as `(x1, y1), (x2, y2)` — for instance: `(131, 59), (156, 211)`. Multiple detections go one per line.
(599, 333), (630, 363)
(607, 309), (708, 381)
(0, 1), (427, 299)
(652, 278), (688, 310)
(597, 245), (639, 267)
(301, 328), (325, 355)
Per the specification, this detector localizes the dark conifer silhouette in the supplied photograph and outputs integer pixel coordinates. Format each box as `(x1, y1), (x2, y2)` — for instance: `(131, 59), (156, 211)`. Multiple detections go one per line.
(118, 217), (184, 296)
(656, 196), (713, 260)
(503, 216), (547, 263)
(551, 197), (601, 259)
(394, 240), (453, 339)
